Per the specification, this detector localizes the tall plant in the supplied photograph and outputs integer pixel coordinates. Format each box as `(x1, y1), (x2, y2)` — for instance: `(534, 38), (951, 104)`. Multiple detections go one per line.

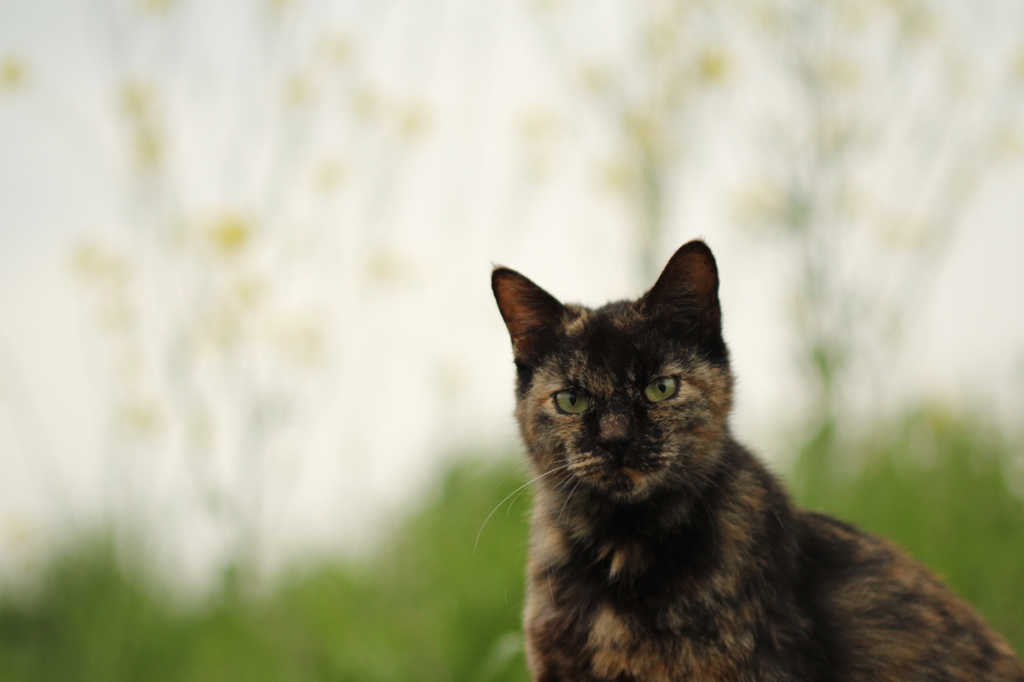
(64, 0), (431, 586)
(737, 0), (1024, 477)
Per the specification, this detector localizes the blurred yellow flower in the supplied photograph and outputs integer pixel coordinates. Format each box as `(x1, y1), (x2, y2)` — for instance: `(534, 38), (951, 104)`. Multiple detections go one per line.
(821, 55), (860, 90)
(1010, 48), (1024, 83)
(878, 214), (935, 250)
(645, 23), (678, 58)
(119, 399), (163, 438)
(754, 4), (784, 34)
(206, 213), (254, 257)
(578, 63), (612, 96)
(4, 517), (34, 551)
(352, 86), (381, 121)
(598, 158), (636, 196)
(320, 33), (354, 66)
(896, 1), (937, 44)
(398, 102), (432, 140)
(4, 517), (42, 576)
(187, 414), (213, 451)
(140, 0), (175, 14)
(132, 126), (162, 171)
(623, 111), (666, 160)
(274, 319), (326, 367)
(71, 240), (131, 285)
(529, 0), (564, 12)
(942, 52), (974, 97)
(837, 2), (868, 33)
(734, 180), (788, 228)
(0, 56), (27, 92)
(100, 296), (136, 332)
(204, 306), (242, 349)
(518, 108), (560, 141)
(232, 276), (266, 309)
(990, 124), (1023, 162)
(695, 49), (731, 84)
(315, 158), (347, 192)
(285, 73), (315, 108)
(365, 246), (417, 288)
(120, 81), (154, 120)
(518, 108), (561, 181)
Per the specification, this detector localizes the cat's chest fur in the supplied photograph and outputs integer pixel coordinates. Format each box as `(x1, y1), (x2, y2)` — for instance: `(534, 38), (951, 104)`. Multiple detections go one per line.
(526, 545), (762, 682)
(521, 450), (806, 682)
(530, 589), (754, 682)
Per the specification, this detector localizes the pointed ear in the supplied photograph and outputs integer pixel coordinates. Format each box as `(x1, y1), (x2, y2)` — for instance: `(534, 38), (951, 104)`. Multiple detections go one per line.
(492, 266), (566, 363)
(641, 240), (721, 336)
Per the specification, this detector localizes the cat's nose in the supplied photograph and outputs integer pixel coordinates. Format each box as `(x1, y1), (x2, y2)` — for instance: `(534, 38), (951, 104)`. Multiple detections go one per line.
(598, 413), (631, 445)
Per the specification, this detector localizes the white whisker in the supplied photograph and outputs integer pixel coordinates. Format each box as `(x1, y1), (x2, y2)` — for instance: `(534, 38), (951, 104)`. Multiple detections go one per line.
(558, 477), (584, 525)
(474, 462), (572, 556)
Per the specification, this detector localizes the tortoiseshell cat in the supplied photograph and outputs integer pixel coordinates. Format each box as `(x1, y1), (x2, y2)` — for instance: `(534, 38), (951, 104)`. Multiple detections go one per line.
(492, 240), (1023, 682)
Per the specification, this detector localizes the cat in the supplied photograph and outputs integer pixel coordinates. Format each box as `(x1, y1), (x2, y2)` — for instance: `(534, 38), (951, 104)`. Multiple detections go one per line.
(491, 240), (1024, 682)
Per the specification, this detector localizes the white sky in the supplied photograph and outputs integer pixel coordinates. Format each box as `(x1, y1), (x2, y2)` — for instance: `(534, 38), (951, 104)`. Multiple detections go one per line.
(1, 0), (1023, 586)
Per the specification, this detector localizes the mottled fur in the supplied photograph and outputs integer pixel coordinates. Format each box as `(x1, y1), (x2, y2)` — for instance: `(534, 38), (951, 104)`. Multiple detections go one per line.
(492, 241), (1023, 682)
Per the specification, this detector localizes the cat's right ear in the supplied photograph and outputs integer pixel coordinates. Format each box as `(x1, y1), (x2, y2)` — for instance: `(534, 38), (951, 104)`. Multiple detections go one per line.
(492, 267), (566, 363)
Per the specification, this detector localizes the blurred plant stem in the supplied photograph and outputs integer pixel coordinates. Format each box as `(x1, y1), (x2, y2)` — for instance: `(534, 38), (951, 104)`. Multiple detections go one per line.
(738, 0), (1024, 463)
(0, 341), (71, 520)
(530, 0), (734, 282)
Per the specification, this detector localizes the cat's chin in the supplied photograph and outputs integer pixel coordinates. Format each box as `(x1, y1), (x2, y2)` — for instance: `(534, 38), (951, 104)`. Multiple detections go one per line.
(569, 458), (667, 502)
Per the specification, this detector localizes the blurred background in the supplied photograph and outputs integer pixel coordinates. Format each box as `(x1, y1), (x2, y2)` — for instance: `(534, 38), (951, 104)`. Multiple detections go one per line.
(1, 0), (1023, 679)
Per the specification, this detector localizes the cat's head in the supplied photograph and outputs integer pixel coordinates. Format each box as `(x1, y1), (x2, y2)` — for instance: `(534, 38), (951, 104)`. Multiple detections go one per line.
(493, 240), (733, 504)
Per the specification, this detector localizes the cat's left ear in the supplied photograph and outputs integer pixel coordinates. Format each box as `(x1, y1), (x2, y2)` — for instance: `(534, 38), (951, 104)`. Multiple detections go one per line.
(492, 267), (567, 363)
(641, 239), (722, 338)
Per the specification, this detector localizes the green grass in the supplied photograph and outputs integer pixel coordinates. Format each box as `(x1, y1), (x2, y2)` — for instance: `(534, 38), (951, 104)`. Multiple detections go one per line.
(0, 463), (534, 682)
(1, 407), (1021, 679)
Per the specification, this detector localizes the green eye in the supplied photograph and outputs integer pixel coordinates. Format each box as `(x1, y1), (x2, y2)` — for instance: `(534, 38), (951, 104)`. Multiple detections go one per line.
(645, 376), (678, 403)
(555, 390), (589, 414)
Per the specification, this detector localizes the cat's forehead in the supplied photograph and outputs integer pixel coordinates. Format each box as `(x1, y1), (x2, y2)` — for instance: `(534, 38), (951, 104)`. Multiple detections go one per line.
(563, 300), (643, 334)
(565, 302), (643, 355)
(551, 300), (685, 380)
